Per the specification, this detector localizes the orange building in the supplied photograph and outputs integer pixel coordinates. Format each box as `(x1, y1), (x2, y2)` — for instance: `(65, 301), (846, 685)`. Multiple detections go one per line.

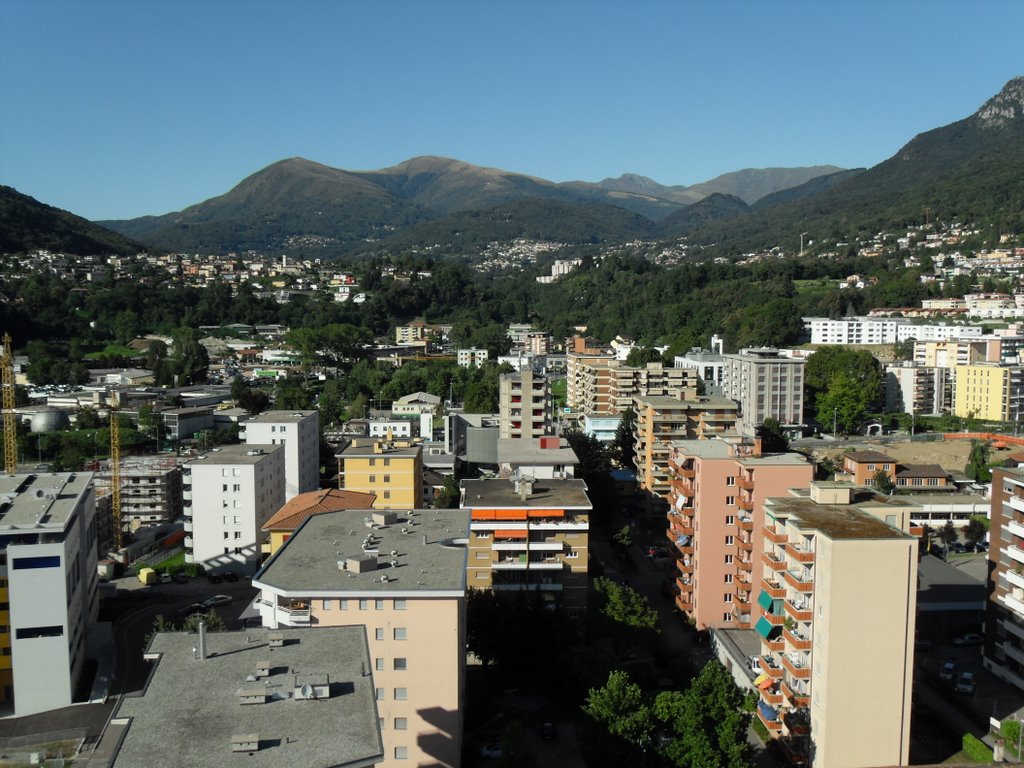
(840, 451), (896, 486)
(261, 488), (377, 557)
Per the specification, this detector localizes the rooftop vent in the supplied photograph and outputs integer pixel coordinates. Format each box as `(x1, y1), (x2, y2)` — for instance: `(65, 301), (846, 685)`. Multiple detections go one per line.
(231, 733), (259, 753)
(372, 511), (398, 526)
(255, 660), (270, 678)
(347, 555), (377, 573)
(237, 688), (268, 706)
(268, 632), (285, 648)
(293, 674), (330, 700)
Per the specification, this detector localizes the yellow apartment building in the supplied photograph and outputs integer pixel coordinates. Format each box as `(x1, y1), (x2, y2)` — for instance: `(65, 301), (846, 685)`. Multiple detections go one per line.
(952, 363), (1024, 422)
(339, 438), (423, 509)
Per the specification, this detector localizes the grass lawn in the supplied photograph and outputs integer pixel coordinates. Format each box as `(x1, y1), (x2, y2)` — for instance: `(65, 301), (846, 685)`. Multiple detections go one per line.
(152, 551), (185, 571)
(85, 344), (137, 359)
(550, 378), (567, 410)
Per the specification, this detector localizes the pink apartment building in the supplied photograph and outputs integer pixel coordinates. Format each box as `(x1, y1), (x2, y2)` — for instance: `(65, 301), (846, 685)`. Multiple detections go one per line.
(666, 438), (813, 630)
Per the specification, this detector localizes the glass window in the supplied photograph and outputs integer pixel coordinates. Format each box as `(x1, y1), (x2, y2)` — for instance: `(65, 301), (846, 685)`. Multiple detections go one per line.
(394, 717), (408, 730)
(394, 687), (408, 700)
(395, 747), (408, 759)
(340, 599), (349, 610)
(394, 628), (407, 640)
(322, 599), (333, 610)
(376, 658), (385, 671)
(359, 599), (369, 610)
(376, 688), (385, 700)
(375, 599), (385, 610)
(394, 599), (407, 610)
(394, 658), (408, 670)
(375, 628), (384, 641)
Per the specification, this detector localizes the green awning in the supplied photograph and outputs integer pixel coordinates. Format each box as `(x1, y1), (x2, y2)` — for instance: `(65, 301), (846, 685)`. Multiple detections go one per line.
(757, 590), (774, 611)
(755, 616), (774, 639)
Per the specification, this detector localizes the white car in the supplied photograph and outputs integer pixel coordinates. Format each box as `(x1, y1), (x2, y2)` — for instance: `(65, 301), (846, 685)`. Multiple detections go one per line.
(955, 671), (977, 694)
(203, 594), (232, 608)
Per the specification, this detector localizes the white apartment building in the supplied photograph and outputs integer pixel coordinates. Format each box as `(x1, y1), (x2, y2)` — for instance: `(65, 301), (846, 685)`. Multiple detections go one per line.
(367, 419), (414, 439)
(457, 348), (488, 368)
(0, 473), (98, 716)
(884, 362), (952, 415)
(242, 410), (319, 501)
(183, 444), (285, 570)
(721, 348), (805, 436)
(803, 316), (983, 345)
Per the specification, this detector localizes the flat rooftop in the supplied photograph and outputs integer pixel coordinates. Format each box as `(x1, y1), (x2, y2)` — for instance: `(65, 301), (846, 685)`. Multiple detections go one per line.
(188, 444), (282, 466)
(340, 442), (422, 459)
(246, 410), (318, 424)
(496, 438), (579, 465)
(768, 495), (912, 540)
(255, 509), (469, 595)
(113, 627), (382, 768)
(461, 478), (592, 510)
(0, 472), (91, 531)
(670, 440), (808, 466)
(635, 395), (738, 410)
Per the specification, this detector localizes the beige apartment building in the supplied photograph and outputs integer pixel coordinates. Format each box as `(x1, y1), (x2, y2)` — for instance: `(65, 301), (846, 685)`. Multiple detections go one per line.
(498, 368), (552, 439)
(984, 468), (1024, 690)
(755, 483), (917, 768)
(566, 353), (696, 416)
(952, 363), (1024, 422)
(632, 394), (739, 503)
(665, 439), (812, 630)
(254, 507), (469, 768)
(566, 349), (615, 412)
(461, 476), (591, 611)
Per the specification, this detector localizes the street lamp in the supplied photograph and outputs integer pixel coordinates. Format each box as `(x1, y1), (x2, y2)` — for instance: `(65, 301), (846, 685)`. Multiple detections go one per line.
(833, 407), (838, 438)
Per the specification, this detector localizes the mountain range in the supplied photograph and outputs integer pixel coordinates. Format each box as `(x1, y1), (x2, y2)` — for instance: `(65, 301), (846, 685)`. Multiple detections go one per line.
(2, 77), (1022, 260)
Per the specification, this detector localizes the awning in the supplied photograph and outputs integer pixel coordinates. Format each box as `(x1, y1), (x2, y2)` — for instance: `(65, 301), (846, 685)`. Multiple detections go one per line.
(754, 673), (773, 690)
(494, 530), (528, 538)
(675, 536), (690, 546)
(757, 700), (779, 722)
(755, 616), (775, 639)
(757, 590), (774, 611)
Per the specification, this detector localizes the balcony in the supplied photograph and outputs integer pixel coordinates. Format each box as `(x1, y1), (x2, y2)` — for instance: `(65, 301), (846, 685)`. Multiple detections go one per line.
(783, 570), (814, 593)
(183, 518), (193, 532)
(761, 578), (785, 599)
(784, 627), (812, 651)
(780, 679), (810, 707)
(1008, 494), (1024, 514)
(184, 536), (193, 548)
(763, 553), (786, 571)
(494, 559), (529, 570)
(780, 653), (811, 679)
(763, 525), (787, 544)
(738, 475), (754, 491)
(529, 559), (566, 570)
(276, 602), (311, 625)
(784, 600), (813, 622)
(675, 594), (693, 612)
(493, 541), (530, 551)
(762, 635), (784, 652)
(761, 612), (785, 627)
(738, 516), (754, 532)
(784, 543), (815, 564)
(761, 655), (783, 679)
(1006, 545), (1024, 566)
(737, 495), (754, 512)
(677, 559), (694, 575)
(182, 489), (192, 501)
(1003, 568), (1024, 592)
(1009, 520), (1024, 540)
(529, 540), (566, 552)
(737, 538), (753, 553)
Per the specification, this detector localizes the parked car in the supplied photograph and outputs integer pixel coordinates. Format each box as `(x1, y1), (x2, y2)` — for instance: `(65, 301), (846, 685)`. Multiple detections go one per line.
(203, 594), (233, 608)
(952, 633), (984, 647)
(178, 602), (206, 618)
(159, 572), (173, 584)
(207, 572), (223, 584)
(974, 542), (989, 553)
(939, 660), (957, 681)
(173, 571), (189, 584)
(479, 743), (503, 759)
(955, 671), (977, 694)
(222, 570), (239, 582)
(541, 722), (558, 740)
(950, 542), (967, 554)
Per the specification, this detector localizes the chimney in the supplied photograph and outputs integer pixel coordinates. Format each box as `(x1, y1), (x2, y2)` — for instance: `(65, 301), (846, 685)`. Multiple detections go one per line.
(197, 620), (208, 660)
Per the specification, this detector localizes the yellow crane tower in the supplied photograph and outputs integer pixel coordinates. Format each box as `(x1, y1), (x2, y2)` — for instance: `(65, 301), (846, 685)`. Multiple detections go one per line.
(110, 401), (123, 550)
(2, 333), (15, 475)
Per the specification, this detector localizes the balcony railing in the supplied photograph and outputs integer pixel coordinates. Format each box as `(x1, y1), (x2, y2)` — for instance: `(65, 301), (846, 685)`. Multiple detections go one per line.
(677, 559), (694, 575)
(762, 635), (784, 652)
(675, 594), (693, 612)
(737, 495), (754, 511)
(780, 679), (810, 707)
(784, 627), (812, 650)
(276, 603), (311, 625)
(780, 653), (811, 679)
(783, 570), (814, 593)
(784, 543), (815, 564)
(784, 600), (813, 622)
(761, 655), (783, 678)
(760, 578), (785, 599)
(763, 525), (787, 544)
(183, 519), (193, 532)
(738, 516), (754, 531)
(763, 553), (786, 571)
(737, 538), (753, 553)
(738, 475), (754, 491)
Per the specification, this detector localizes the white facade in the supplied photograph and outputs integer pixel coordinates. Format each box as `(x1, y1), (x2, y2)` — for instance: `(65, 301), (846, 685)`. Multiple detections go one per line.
(242, 410), (319, 501)
(368, 419), (413, 439)
(456, 348), (488, 368)
(183, 444), (285, 570)
(804, 316), (983, 345)
(1, 473), (98, 716)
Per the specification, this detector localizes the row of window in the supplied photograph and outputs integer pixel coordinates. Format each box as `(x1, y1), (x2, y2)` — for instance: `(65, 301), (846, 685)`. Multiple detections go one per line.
(375, 657), (408, 670)
(324, 598), (407, 611)
(376, 687), (408, 700)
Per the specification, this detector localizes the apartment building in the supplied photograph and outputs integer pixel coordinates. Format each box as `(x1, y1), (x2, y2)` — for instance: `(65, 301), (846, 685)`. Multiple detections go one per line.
(913, 339), (990, 368)
(567, 354), (695, 416)
(94, 455), (184, 530)
(632, 394), (739, 503)
(462, 476), (590, 611)
(720, 348), (805, 436)
(566, 349), (615, 413)
(952, 363), (1024, 422)
(242, 410), (320, 501)
(112, 627), (383, 768)
(665, 440), (812, 630)
(804, 316), (982, 345)
(755, 483), (917, 768)
(984, 468), (1024, 690)
(0, 473), (98, 716)
(673, 347), (726, 388)
(496, 436), (578, 480)
(499, 369), (552, 439)
(183, 444), (285, 570)
(253, 508), (469, 768)
(339, 438), (424, 509)
(884, 362), (952, 415)
(260, 488), (377, 558)
(456, 348), (488, 368)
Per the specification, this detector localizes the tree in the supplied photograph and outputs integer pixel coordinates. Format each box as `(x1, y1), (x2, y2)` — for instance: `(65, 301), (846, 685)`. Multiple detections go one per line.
(805, 346), (882, 428)
(755, 418), (789, 453)
(238, 387), (270, 414)
(433, 474), (460, 509)
(940, 520), (958, 549)
(964, 516), (988, 547)
(965, 439), (991, 482)
(626, 346), (664, 367)
(582, 670), (654, 758)
(465, 588), (503, 668)
(872, 469), (895, 495)
(594, 577), (658, 631)
(816, 371), (873, 435)
(171, 327), (209, 385)
(614, 407), (637, 470)
(653, 661), (751, 768)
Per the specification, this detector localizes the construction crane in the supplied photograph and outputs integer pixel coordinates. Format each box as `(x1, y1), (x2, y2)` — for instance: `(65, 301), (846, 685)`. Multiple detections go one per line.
(110, 400), (123, 551)
(2, 333), (15, 475)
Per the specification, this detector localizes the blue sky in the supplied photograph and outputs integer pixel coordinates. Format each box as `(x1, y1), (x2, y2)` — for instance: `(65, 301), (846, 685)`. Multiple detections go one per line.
(2, 1), (1022, 221)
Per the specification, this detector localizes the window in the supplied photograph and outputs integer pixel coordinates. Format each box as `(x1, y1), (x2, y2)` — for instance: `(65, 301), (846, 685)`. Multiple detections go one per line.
(340, 599), (349, 610)
(725, 497), (735, 507)
(394, 599), (407, 610)
(726, 476), (736, 487)
(223, 531), (229, 539)
(566, 549), (578, 559)
(222, 484), (228, 492)
(394, 658), (408, 670)
(724, 593), (733, 603)
(725, 535), (734, 546)
(376, 688), (385, 700)
(724, 574), (733, 584)
(724, 555), (734, 564)
(384, 475), (391, 484)
(234, 531), (242, 539)
(16, 625), (63, 639)
(394, 717), (408, 730)
(384, 458), (391, 467)
(723, 613), (732, 622)
(395, 747), (408, 760)
(394, 687), (408, 700)
(725, 515), (735, 525)
(369, 475), (376, 483)
(375, 599), (385, 610)
(359, 599), (369, 610)
(383, 491), (391, 500)
(233, 484), (241, 492)
(394, 628), (407, 640)
(376, 658), (385, 671)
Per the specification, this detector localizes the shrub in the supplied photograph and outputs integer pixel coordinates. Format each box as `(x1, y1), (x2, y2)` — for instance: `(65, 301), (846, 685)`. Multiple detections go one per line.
(962, 733), (993, 762)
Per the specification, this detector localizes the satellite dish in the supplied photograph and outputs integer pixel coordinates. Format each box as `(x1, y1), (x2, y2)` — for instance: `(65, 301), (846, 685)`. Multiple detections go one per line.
(300, 683), (314, 699)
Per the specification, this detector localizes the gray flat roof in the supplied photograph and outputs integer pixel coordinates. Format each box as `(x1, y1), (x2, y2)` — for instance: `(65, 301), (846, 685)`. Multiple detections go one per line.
(114, 627), (383, 768)
(461, 478), (592, 509)
(496, 438), (579, 465)
(635, 395), (738, 409)
(255, 509), (469, 595)
(0, 473), (91, 530)
(341, 443), (422, 459)
(188, 444), (282, 465)
(670, 441), (808, 466)
(245, 410), (318, 424)
(769, 497), (912, 540)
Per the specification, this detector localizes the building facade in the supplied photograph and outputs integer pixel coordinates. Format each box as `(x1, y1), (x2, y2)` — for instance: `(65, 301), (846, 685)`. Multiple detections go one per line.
(498, 369), (552, 440)
(242, 410), (320, 501)
(0, 473), (98, 716)
(183, 444), (286, 570)
(952, 363), (1024, 422)
(720, 348), (805, 436)
(461, 477), (591, 611)
(754, 483), (917, 768)
(665, 440), (812, 630)
(339, 439), (424, 509)
(984, 468), (1024, 691)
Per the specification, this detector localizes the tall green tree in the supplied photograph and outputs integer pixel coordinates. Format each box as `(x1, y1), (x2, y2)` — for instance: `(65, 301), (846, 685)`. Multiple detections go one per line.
(582, 670), (654, 761)
(614, 407), (637, 470)
(805, 346), (882, 430)
(816, 371), (874, 435)
(594, 577), (658, 631)
(755, 418), (789, 453)
(965, 439), (991, 482)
